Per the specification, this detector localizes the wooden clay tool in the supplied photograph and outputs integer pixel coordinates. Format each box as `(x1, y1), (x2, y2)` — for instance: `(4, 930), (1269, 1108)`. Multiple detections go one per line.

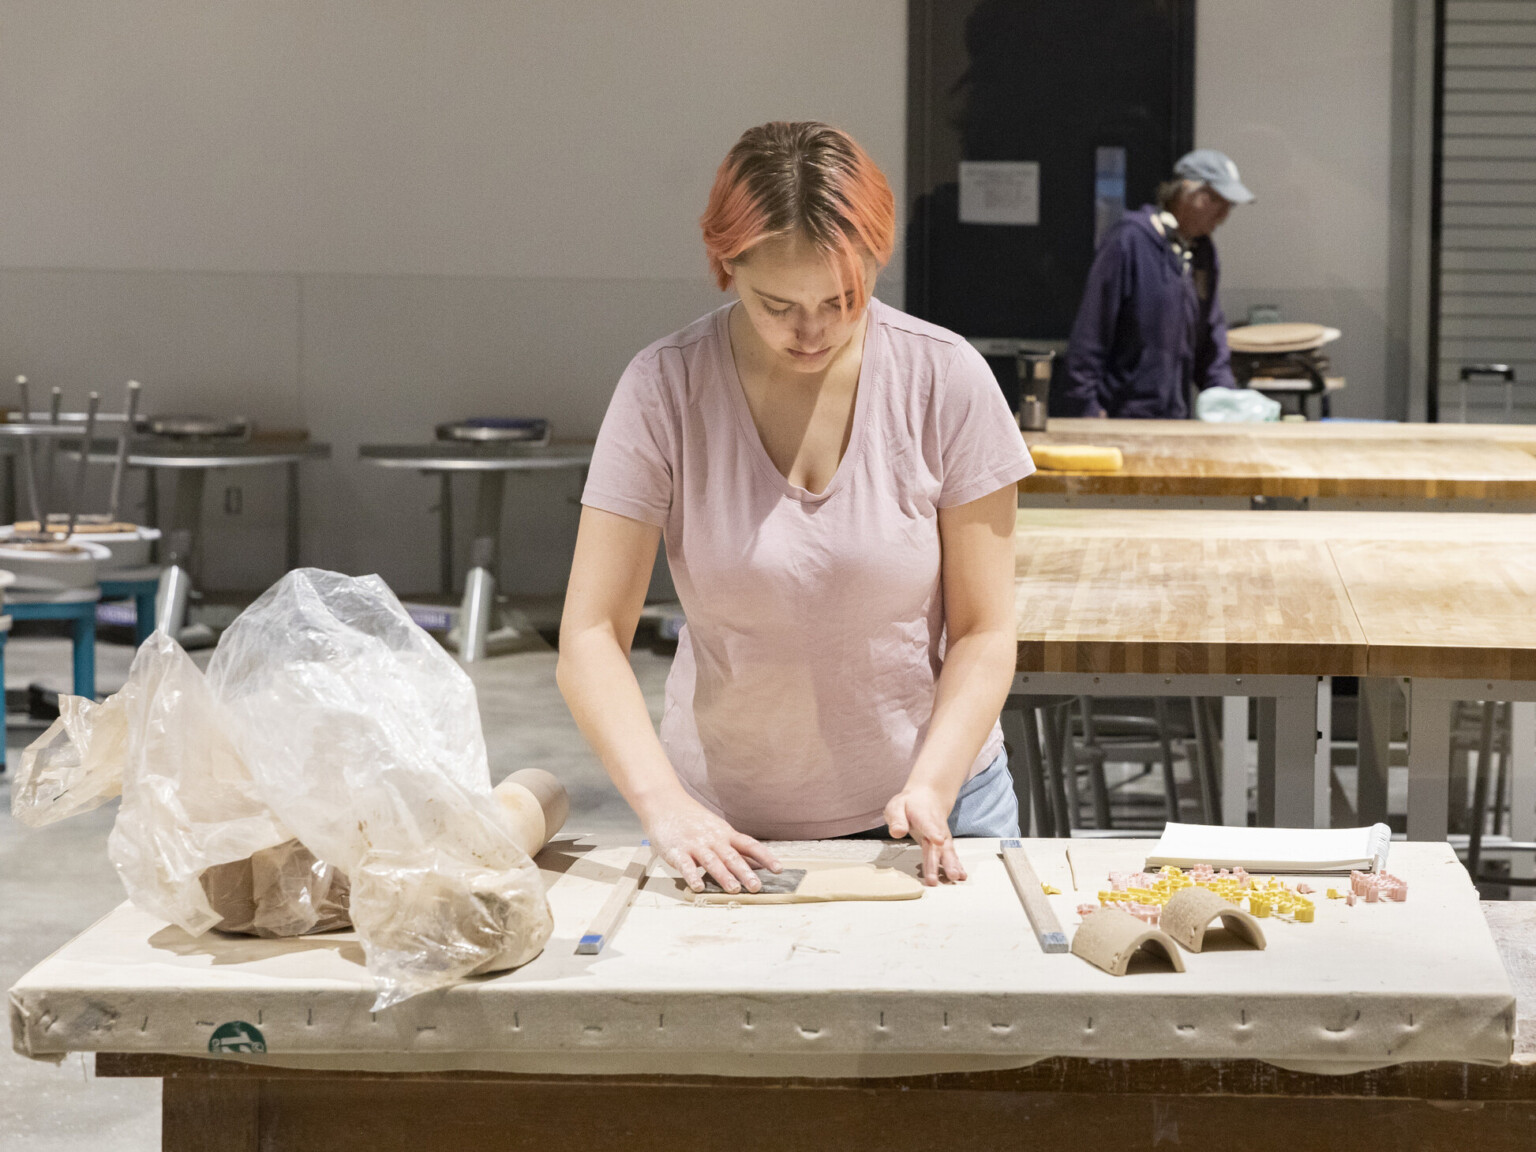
(1001, 839), (1069, 953)
(576, 842), (654, 956)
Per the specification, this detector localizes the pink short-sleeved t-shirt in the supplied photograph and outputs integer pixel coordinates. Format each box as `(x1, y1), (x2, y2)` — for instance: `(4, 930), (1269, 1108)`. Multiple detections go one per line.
(582, 298), (1035, 839)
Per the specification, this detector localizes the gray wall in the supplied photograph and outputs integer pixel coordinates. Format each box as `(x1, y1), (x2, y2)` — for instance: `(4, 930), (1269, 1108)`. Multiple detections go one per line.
(0, 1), (905, 595)
(0, 1), (1403, 598)
(1195, 0), (1397, 420)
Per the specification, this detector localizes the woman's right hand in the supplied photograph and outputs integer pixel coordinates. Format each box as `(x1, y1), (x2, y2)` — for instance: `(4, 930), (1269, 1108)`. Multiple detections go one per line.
(640, 792), (781, 895)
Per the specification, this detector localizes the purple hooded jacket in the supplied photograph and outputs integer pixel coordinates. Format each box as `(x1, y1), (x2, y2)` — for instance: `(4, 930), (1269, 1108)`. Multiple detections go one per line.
(1061, 204), (1237, 419)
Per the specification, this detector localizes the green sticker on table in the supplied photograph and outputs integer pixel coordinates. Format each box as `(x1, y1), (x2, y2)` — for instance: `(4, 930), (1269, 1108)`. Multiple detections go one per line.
(207, 1021), (267, 1054)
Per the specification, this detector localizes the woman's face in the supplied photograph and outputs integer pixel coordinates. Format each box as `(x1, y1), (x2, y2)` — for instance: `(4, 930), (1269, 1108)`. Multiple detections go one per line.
(728, 233), (878, 375)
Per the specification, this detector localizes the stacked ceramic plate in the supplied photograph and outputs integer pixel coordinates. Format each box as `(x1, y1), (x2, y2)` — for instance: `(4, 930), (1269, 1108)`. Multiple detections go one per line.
(2, 523), (162, 572)
(0, 538), (110, 595)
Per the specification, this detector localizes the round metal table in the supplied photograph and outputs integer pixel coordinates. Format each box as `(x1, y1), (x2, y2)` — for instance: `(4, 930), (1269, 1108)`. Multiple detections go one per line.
(358, 441), (593, 661)
(77, 439), (332, 641)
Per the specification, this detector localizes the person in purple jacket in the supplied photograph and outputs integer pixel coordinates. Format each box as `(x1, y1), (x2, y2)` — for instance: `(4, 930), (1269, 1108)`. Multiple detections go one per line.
(1061, 150), (1255, 419)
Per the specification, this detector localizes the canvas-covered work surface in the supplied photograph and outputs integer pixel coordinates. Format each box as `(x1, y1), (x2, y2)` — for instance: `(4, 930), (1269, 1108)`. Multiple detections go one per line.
(8, 839), (1516, 1078)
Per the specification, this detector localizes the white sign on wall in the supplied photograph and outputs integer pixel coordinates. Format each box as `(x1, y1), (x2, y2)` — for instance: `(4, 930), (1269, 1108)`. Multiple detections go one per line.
(958, 161), (1040, 226)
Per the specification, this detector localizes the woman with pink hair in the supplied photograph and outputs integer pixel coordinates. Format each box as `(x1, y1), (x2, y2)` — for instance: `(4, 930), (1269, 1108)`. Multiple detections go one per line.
(559, 122), (1034, 892)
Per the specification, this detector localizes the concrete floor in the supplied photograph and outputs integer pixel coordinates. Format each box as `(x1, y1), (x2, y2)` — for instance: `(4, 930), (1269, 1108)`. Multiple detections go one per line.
(0, 630), (658, 1152)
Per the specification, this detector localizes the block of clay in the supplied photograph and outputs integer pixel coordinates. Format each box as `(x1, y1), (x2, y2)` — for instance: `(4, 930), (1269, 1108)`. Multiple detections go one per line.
(1160, 886), (1267, 954)
(1069, 907), (1185, 976)
(660, 859), (924, 904)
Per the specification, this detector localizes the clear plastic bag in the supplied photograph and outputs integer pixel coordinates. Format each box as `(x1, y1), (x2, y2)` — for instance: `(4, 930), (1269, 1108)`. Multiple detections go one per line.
(206, 569), (552, 1006)
(198, 839), (352, 938)
(11, 568), (553, 1008)
(14, 633), (291, 936)
(1196, 386), (1282, 423)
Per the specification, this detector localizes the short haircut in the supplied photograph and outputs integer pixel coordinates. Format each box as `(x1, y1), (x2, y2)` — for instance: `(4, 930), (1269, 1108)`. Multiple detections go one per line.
(700, 121), (896, 304)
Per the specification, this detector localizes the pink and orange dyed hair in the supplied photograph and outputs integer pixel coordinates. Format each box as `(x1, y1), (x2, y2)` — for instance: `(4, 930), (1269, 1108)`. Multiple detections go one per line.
(700, 121), (896, 305)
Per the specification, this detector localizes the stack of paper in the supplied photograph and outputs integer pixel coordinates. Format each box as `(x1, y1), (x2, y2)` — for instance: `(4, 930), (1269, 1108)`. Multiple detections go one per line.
(1145, 823), (1392, 874)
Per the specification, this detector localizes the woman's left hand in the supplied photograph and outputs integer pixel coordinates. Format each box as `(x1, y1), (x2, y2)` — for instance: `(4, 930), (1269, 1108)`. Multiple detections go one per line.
(884, 785), (967, 886)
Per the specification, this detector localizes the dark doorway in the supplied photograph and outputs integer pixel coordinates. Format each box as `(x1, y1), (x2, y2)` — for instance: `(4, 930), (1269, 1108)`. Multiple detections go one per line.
(906, 0), (1196, 408)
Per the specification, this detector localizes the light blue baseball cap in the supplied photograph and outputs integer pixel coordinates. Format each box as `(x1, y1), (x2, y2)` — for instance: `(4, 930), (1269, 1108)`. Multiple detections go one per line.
(1173, 149), (1255, 205)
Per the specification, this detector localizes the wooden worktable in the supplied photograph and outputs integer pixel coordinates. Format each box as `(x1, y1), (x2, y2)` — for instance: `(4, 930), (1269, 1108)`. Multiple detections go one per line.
(1015, 509), (1536, 681)
(1021, 422), (1536, 501)
(1012, 509), (1536, 839)
(87, 900), (1536, 1152)
(1045, 416), (1536, 451)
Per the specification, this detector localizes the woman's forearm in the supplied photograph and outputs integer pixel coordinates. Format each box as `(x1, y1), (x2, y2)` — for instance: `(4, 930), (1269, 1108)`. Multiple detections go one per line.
(556, 628), (686, 820)
(905, 625), (1018, 801)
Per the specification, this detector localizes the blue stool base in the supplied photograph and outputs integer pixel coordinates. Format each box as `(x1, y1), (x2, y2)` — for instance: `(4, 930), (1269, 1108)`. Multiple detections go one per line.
(7, 599), (98, 701)
(99, 578), (160, 647)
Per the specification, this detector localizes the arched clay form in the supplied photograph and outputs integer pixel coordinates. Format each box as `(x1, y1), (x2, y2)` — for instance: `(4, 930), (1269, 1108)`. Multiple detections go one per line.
(1071, 907), (1185, 976)
(1161, 886), (1267, 954)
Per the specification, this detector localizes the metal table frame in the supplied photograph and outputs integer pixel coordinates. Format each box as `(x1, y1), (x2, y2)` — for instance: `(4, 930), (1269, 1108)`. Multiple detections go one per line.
(131, 443), (332, 639)
(1005, 672), (1324, 832)
(358, 444), (592, 661)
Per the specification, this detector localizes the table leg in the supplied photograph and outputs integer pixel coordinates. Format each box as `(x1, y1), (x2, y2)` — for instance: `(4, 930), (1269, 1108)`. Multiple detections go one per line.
(1041, 702), (1076, 833)
(1257, 698), (1276, 827)
(438, 472), (454, 598)
(1315, 676), (1333, 828)
(998, 703), (1033, 837)
(1021, 704), (1052, 837)
(155, 564), (192, 642)
(0, 630), (8, 768)
(458, 471), (509, 663)
(166, 468), (207, 577)
(1510, 702), (1536, 899)
(1155, 697), (1181, 822)
(70, 608), (96, 700)
(285, 460), (301, 571)
(1190, 698), (1219, 824)
(1221, 696), (1248, 827)
(141, 467), (160, 560)
(1356, 678), (1395, 826)
(1259, 691), (1320, 828)
(1407, 682), (1452, 842)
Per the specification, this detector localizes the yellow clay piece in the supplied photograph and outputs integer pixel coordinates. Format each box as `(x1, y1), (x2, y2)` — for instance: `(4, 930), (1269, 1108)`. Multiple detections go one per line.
(1327, 888), (1342, 900)
(1041, 884), (1061, 896)
(1295, 903), (1315, 923)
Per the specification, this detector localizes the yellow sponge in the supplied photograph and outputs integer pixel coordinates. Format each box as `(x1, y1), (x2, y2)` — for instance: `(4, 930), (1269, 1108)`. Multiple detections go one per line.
(1029, 444), (1125, 472)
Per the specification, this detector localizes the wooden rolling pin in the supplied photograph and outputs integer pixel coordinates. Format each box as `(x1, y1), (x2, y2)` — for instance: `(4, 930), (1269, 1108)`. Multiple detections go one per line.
(492, 767), (570, 857)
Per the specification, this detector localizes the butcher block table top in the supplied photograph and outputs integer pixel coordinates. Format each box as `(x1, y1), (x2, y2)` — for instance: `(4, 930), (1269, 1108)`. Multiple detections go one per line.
(1045, 417), (1536, 452)
(1021, 422), (1536, 501)
(1015, 509), (1536, 680)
